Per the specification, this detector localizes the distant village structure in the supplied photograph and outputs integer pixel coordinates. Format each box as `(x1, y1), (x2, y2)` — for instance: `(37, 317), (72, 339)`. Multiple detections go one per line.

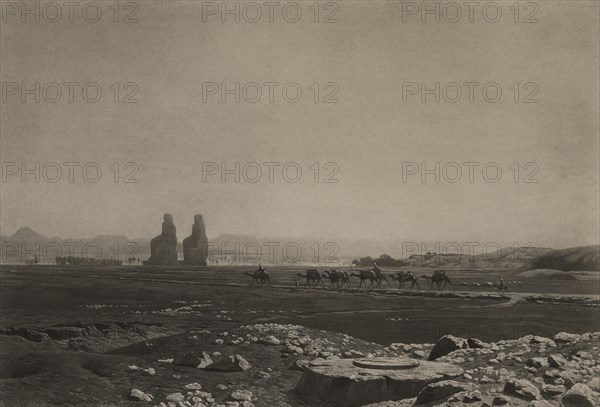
(144, 213), (208, 266)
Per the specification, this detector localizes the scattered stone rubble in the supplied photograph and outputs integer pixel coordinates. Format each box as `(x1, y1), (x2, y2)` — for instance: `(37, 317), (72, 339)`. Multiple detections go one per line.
(125, 323), (598, 407)
(132, 381), (255, 407)
(366, 331), (600, 406)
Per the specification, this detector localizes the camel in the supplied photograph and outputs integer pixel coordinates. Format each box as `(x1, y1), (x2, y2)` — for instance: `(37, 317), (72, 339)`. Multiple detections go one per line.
(244, 265), (271, 286)
(371, 264), (390, 287)
(391, 271), (420, 289)
(296, 269), (325, 288)
(324, 269), (351, 288)
(337, 269), (351, 287)
(323, 270), (340, 287)
(421, 270), (453, 291)
(350, 270), (377, 288)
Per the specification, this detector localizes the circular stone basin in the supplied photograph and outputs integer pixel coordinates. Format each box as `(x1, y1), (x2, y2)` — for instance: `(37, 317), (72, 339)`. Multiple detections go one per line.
(296, 357), (463, 407)
(353, 357), (420, 370)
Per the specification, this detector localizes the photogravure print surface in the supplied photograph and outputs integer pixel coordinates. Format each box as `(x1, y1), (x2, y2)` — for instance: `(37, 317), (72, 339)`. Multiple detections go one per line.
(0, 1), (599, 407)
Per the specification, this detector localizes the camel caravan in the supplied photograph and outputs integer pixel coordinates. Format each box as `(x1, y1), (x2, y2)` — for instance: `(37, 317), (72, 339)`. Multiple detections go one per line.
(243, 263), (510, 293)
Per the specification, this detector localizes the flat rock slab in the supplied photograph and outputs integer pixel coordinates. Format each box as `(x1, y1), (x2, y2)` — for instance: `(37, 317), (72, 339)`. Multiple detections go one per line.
(296, 357), (463, 406)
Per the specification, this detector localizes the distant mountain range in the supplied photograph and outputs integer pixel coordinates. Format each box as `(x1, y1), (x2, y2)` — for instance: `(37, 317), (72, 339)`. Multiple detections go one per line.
(0, 227), (149, 264)
(0, 227), (598, 271)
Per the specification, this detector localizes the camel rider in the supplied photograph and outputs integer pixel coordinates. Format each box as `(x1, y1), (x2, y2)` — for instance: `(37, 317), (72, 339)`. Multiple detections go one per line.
(373, 262), (380, 272)
(258, 264), (264, 271)
(499, 278), (506, 289)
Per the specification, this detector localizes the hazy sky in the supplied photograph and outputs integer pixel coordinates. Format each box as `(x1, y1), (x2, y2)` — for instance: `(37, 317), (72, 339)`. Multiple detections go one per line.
(1, 1), (599, 248)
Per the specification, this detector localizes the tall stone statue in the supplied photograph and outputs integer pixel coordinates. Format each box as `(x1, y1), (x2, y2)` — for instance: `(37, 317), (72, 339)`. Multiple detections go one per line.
(145, 213), (178, 265)
(183, 214), (208, 266)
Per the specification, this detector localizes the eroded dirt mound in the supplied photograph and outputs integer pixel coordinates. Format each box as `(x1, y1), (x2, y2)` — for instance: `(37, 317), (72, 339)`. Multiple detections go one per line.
(1, 322), (171, 353)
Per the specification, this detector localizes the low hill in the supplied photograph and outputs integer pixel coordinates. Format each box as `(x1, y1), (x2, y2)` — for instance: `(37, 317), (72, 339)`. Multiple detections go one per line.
(404, 246), (552, 270)
(529, 245), (599, 271)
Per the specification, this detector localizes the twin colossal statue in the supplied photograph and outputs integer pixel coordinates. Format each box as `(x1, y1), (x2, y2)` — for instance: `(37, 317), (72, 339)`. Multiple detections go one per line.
(144, 214), (207, 266)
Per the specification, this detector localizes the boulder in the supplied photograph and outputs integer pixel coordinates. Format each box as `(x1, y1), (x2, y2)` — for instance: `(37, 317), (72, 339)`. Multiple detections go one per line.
(141, 367), (156, 376)
(230, 390), (253, 401)
(428, 335), (468, 361)
(296, 357), (463, 406)
(130, 389), (153, 401)
(284, 345), (303, 355)
(145, 214), (178, 265)
(182, 214), (209, 266)
(461, 390), (482, 403)
(587, 377), (600, 391)
(526, 357), (548, 369)
(503, 378), (541, 401)
(562, 383), (594, 407)
(467, 338), (490, 349)
(492, 395), (510, 405)
(542, 383), (565, 396)
(560, 370), (582, 388)
(206, 355), (252, 372)
(173, 351), (213, 368)
(259, 335), (281, 346)
(530, 336), (556, 347)
(575, 351), (593, 360)
(292, 359), (310, 371)
(343, 350), (366, 358)
(553, 332), (579, 343)
(547, 353), (567, 368)
(413, 350), (428, 359)
(543, 369), (561, 380)
(415, 380), (470, 405)
(185, 383), (203, 390)
(166, 392), (185, 402)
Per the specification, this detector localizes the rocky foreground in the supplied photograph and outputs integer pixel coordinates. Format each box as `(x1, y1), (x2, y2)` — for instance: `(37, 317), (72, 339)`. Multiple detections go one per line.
(115, 323), (600, 407)
(366, 331), (600, 406)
